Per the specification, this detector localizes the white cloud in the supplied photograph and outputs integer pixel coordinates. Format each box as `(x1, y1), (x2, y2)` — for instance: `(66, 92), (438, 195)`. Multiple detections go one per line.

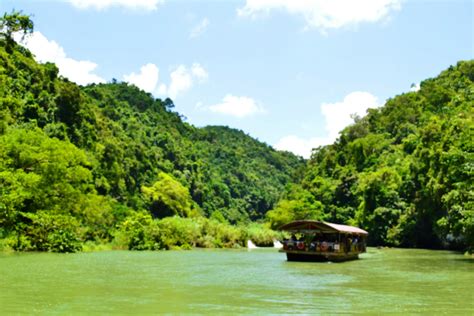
(195, 101), (204, 110)
(167, 65), (193, 99)
(68, 0), (163, 11)
(15, 31), (105, 85)
(123, 63), (208, 99)
(190, 18), (210, 38)
(208, 94), (264, 118)
(123, 63), (159, 94)
(160, 63), (208, 99)
(275, 91), (380, 158)
(191, 63), (208, 82)
(238, 0), (401, 32)
(157, 84), (168, 95)
(274, 135), (330, 158)
(321, 91), (380, 141)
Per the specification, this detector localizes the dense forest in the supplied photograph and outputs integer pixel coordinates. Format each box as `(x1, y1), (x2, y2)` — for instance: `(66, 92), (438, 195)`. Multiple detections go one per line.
(0, 13), (302, 252)
(267, 61), (474, 252)
(0, 13), (472, 253)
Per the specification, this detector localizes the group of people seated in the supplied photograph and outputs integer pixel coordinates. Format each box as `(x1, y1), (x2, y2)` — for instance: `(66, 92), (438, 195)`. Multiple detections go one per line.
(282, 234), (365, 253)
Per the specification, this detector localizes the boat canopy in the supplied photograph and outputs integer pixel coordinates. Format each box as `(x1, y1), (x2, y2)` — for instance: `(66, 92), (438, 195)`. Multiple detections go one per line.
(279, 220), (368, 236)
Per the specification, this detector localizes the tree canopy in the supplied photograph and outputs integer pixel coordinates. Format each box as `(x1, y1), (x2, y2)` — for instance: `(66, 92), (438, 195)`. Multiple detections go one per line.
(0, 11), (33, 50)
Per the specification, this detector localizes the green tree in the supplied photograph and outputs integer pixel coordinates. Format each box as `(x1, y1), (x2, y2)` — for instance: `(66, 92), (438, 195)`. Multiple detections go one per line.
(0, 11), (34, 51)
(142, 172), (199, 218)
(266, 185), (324, 229)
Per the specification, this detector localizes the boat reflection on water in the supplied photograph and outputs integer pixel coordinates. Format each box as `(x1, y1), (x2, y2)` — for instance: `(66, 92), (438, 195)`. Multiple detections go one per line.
(279, 220), (368, 262)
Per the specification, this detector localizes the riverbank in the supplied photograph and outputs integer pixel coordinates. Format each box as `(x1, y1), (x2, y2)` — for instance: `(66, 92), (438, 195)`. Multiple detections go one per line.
(0, 215), (284, 252)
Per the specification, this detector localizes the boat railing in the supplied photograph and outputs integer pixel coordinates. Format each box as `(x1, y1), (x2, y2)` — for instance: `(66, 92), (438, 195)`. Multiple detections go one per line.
(281, 240), (365, 253)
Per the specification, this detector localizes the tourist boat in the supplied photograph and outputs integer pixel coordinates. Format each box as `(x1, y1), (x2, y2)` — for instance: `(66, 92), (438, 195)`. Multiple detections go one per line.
(279, 220), (368, 262)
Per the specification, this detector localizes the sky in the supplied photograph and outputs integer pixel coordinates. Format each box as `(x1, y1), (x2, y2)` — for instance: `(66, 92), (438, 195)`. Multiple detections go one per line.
(2, 0), (473, 157)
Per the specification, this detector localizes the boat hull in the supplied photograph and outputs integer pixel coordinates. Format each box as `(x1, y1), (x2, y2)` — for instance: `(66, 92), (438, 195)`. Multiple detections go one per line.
(282, 250), (360, 262)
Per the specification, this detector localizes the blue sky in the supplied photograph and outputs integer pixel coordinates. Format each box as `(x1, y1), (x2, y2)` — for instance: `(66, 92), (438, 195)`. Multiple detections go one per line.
(2, 0), (473, 157)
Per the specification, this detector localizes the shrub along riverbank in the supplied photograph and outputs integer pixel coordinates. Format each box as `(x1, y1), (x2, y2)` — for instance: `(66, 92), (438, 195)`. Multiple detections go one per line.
(0, 214), (281, 252)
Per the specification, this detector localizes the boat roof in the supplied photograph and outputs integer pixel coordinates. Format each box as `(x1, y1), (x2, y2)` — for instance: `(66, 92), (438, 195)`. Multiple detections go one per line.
(279, 220), (368, 235)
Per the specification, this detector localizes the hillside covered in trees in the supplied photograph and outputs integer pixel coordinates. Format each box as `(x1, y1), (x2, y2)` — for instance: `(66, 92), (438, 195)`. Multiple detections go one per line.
(267, 61), (473, 252)
(0, 13), (302, 252)
(0, 13), (472, 253)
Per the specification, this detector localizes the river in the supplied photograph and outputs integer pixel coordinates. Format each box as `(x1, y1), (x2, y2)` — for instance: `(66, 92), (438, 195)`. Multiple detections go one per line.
(0, 248), (472, 314)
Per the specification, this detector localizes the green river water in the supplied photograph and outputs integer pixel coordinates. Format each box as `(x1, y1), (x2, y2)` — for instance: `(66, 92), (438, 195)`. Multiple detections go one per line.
(0, 248), (473, 315)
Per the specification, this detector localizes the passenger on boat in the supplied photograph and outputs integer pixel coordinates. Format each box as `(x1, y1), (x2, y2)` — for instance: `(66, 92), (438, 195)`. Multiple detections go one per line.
(296, 240), (305, 250)
(320, 241), (328, 252)
(328, 242), (334, 252)
(345, 237), (351, 253)
(309, 235), (318, 251)
(283, 234), (298, 250)
(353, 237), (359, 251)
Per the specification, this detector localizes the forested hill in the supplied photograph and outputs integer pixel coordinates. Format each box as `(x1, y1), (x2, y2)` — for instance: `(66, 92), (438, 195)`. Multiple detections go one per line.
(1, 13), (472, 253)
(0, 20), (303, 251)
(267, 61), (473, 251)
(77, 83), (303, 222)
